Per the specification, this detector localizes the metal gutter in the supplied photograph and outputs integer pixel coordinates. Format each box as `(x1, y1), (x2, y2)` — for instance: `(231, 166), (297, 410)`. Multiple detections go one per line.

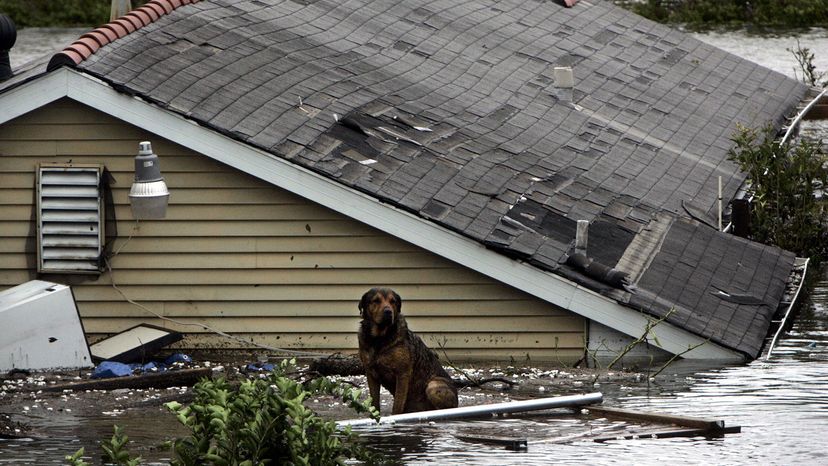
(781, 87), (828, 146)
(765, 257), (810, 360)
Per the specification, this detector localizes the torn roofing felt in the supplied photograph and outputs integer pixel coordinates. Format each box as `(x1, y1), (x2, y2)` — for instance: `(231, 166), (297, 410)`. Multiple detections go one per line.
(41, 0), (805, 358)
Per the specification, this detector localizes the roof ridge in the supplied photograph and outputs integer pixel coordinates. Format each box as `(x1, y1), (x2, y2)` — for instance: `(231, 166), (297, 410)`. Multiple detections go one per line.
(47, 0), (200, 72)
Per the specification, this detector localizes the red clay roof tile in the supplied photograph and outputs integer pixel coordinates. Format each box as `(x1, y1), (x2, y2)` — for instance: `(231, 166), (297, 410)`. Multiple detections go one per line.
(121, 14), (144, 30)
(127, 10), (153, 26)
(80, 32), (110, 48)
(48, 0), (200, 71)
(138, 5), (161, 22)
(112, 18), (137, 34)
(150, 0), (174, 15)
(66, 43), (94, 60)
(103, 22), (128, 37)
(95, 27), (119, 43)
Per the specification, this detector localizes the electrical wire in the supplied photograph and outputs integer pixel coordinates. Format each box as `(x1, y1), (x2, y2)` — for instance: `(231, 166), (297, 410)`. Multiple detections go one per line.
(103, 221), (327, 359)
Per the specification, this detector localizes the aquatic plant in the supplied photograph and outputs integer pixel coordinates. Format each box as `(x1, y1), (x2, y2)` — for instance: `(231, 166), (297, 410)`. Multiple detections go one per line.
(727, 123), (828, 260)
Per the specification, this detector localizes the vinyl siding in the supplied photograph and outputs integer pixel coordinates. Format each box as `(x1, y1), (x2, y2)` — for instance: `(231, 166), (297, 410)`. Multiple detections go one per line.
(0, 98), (585, 362)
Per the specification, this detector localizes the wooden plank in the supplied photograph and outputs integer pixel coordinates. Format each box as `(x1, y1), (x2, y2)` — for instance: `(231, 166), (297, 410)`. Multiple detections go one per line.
(0, 154), (225, 173)
(112, 236), (417, 253)
(119, 220), (379, 237)
(77, 315), (583, 334)
(136, 332), (586, 351)
(107, 251), (453, 269)
(0, 236), (418, 254)
(0, 123), (149, 141)
(0, 189), (34, 204)
(455, 434), (527, 450)
(0, 140), (58, 157)
(71, 283), (531, 301)
(0, 204), (342, 222)
(0, 220), (381, 237)
(592, 425), (741, 442)
(40, 368), (213, 392)
(586, 406), (725, 430)
(76, 299), (574, 318)
(67, 268), (482, 285)
(0, 187), (305, 205)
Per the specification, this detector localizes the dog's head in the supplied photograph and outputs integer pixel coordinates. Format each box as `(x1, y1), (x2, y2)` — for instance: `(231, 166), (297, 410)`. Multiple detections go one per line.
(359, 287), (402, 329)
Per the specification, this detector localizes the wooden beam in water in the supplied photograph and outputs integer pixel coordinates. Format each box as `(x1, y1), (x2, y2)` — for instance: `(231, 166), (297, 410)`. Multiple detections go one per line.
(39, 367), (212, 392)
(592, 425), (741, 443)
(585, 406), (725, 430)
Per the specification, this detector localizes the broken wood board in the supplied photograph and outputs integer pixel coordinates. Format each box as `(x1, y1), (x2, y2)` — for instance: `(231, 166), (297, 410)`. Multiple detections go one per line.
(585, 406), (725, 431)
(39, 367), (212, 392)
(455, 433), (527, 450)
(592, 425), (742, 442)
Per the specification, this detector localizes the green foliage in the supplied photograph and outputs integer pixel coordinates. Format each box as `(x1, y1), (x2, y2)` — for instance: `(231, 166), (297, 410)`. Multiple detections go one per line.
(623, 0), (828, 29)
(65, 448), (90, 466)
(0, 0), (149, 28)
(164, 358), (381, 466)
(100, 425), (142, 466)
(727, 124), (828, 259)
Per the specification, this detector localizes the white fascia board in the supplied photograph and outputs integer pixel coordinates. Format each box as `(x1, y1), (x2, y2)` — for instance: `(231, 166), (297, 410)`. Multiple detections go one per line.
(63, 69), (743, 361)
(0, 70), (69, 126)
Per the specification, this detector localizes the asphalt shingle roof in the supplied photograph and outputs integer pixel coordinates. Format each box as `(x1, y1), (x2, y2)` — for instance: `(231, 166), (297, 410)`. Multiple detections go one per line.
(40, 0), (807, 358)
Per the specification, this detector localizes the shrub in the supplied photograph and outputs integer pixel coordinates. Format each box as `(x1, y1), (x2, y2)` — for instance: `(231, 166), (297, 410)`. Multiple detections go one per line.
(67, 359), (382, 466)
(727, 124), (828, 260)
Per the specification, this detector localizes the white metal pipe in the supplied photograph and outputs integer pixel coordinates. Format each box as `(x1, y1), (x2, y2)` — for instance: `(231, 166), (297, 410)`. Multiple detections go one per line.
(337, 392), (603, 427)
(765, 257), (810, 360)
(781, 87), (828, 146)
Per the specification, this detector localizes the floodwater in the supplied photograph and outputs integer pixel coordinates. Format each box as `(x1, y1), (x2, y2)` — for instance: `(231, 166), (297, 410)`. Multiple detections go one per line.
(2, 27), (828, 465)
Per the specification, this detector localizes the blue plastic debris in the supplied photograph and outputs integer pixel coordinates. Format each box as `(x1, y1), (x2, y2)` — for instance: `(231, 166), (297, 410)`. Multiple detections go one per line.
(165, 353), (192, 365)
(92, 361), (133, 379)
(246, 362), (275, 372)
(91, 353), (192, 379)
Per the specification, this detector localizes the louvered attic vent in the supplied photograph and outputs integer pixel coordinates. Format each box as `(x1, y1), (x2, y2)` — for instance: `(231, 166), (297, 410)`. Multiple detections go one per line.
(37, 165), (104, 273)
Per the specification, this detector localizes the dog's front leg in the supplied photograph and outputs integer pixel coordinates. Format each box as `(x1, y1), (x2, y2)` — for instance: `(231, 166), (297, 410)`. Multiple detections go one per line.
(366, 373), (381, 413)
(392, 368), (412, 415)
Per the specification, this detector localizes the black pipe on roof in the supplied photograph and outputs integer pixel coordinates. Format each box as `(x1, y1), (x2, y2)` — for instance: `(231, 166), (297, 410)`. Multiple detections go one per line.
(0, 14), (16, 81)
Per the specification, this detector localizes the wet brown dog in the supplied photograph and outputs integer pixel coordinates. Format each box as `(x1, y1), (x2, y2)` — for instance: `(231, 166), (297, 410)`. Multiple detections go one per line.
(358, 287), (458, 414)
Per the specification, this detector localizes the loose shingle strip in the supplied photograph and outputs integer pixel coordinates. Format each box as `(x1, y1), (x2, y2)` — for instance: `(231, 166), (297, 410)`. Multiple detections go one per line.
(46, 0), (200, 71)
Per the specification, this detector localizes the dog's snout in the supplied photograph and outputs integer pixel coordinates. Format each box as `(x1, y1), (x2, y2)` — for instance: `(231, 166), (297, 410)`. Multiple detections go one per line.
(383, 307), (393, 317)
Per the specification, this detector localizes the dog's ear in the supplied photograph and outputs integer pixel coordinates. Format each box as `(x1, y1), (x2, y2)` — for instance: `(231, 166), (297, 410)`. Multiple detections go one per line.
(358, 289), (374, 317)
(393, 290), (402, 313)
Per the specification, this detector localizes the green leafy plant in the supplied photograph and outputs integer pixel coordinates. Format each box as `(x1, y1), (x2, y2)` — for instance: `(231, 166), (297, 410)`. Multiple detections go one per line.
(65, 448), (90, 466)
(164, 358), (381, 466)
(728, 123), (828, 259)
(100, 425), (142, 466)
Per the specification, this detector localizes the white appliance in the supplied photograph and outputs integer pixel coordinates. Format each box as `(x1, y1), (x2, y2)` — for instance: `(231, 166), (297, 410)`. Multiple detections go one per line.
(0, 280), (92, 371)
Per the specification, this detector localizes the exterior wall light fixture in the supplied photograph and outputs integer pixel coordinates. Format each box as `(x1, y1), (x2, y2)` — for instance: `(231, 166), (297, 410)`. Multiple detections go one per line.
(128, 141), (169, 219)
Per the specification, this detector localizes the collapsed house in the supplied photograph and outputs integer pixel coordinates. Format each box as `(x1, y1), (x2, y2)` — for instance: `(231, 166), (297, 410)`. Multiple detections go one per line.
(0, 0), (811, 364)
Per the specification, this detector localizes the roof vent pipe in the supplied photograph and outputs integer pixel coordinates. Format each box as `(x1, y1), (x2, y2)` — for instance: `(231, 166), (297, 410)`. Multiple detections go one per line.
(553, 66), (574, 102)
(0, 14), (17, 81)
(110, 0), (133, 21)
